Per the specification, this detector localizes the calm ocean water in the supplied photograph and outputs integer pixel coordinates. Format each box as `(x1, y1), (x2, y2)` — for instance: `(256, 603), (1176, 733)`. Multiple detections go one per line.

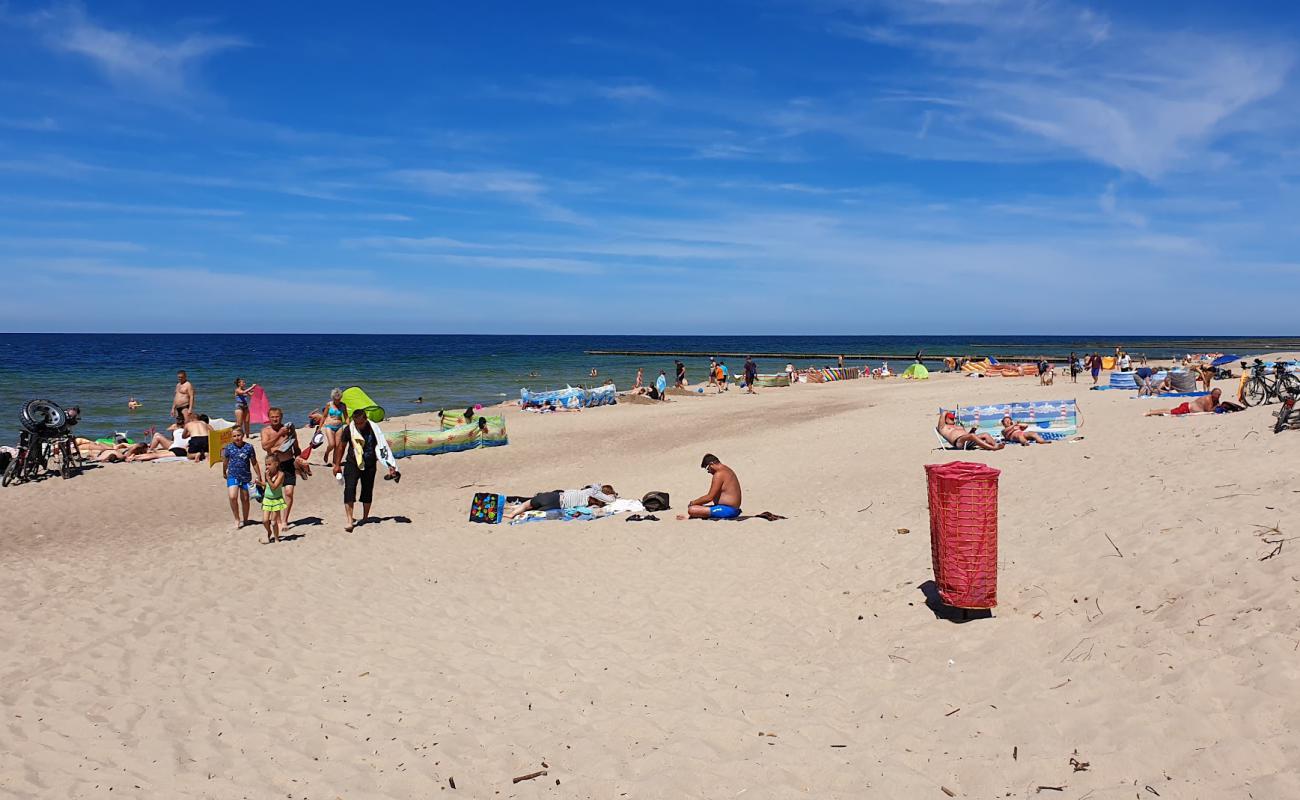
(0, 334), (1291, 444)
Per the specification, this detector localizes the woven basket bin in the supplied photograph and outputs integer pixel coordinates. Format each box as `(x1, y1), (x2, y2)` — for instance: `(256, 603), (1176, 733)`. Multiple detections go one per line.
(925, 461), (1000, 609)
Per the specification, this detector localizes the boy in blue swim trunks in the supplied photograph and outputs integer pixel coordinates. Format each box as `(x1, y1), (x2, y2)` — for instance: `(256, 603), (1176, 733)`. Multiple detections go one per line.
(679, 453), (743, 520)
(222, 427), (263, 530)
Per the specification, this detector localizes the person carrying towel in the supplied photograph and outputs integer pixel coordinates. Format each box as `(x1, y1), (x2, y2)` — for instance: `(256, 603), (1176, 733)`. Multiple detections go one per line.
(333, 409), (398, 532)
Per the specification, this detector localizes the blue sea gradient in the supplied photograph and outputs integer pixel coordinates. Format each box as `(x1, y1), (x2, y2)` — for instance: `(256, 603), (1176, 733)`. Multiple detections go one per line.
(0, 334), (1288, 444)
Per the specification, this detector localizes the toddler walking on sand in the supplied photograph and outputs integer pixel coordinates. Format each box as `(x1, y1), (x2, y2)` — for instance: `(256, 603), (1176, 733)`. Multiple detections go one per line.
(261, 458), (287, 543)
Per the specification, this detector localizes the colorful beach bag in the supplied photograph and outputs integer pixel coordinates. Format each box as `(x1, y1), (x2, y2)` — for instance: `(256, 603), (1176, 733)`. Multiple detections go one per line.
(469, 492), (506, 524)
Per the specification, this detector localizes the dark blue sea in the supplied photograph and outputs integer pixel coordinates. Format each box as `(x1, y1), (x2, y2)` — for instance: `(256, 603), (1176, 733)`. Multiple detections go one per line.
(0, 334), (1292, 444)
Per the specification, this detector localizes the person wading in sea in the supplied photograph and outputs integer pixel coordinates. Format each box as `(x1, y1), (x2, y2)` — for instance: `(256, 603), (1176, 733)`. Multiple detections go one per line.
(171, 370), (195, 428)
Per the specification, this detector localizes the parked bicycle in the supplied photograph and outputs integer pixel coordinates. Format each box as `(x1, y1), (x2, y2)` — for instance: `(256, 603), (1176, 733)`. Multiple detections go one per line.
(1240, 359), (1300, 408)
(2, 400), (83, 487)
(1275, 391), (1299, 434)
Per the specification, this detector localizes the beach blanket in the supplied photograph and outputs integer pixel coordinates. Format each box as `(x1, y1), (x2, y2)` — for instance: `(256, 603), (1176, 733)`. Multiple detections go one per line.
(390, 417), (508, 458)
(509, 507), (600, 525)
(1131, 391), (1209, 400)
(937, 399), (1081, 445)
(346, 419), (397, 470)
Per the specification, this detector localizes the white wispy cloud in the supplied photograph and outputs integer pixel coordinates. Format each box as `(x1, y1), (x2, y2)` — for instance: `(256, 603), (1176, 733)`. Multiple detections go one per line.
(0, 196), (244, 217)
(0, 116), (61, 132)
(392, 168), (586, 224)
(0, 236), (145, 252)
(489, 78), (666, 105)
(383, 252), (605, 275)
(34, 4), (245, 97)
(817, 0), (1296, 178)
(15, 257), (404, 309)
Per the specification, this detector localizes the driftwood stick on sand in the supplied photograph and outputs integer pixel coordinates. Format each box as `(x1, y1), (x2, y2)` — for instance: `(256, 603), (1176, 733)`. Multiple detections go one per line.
(513, 770), (548, 784)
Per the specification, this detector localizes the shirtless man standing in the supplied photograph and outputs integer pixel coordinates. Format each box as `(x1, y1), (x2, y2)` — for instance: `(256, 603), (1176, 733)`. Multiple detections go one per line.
(260, 407), (303, 525)
(171, 370), (195, 427)
(937, 411), (1005, 450)
(679, 453), (743, 520)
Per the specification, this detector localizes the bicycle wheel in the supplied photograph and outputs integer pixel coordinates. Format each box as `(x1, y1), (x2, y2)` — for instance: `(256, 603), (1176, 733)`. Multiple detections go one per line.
(2, 452), (20, 487)
(1279, 371), (1300, 396)
(1243, 378), (1268, 407)
(58, 441), (73, 479)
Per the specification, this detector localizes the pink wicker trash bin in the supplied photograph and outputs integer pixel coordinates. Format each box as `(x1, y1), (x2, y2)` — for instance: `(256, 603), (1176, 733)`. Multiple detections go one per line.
(925, 461), (1001, 610)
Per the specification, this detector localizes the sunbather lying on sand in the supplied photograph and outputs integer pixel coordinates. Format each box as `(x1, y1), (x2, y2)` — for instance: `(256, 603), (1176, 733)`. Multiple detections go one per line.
(937, 412), (1004, 450)
(74, 438), (144, 463)
(1001, 416), (1052, 445)
(122, 429), (195, 461)
(1145, 388), (1221, 416)
(506, 484), (618, 519)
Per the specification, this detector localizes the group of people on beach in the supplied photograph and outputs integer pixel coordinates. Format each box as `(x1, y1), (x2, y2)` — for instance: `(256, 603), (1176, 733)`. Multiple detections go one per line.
(89, 371), (402, 543)
(505, 453), (745, 522)
(626, 357), (763, 399)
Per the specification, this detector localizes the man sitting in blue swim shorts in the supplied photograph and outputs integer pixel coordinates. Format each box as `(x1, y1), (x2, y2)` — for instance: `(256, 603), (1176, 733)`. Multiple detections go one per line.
(678, 453), (743, 520)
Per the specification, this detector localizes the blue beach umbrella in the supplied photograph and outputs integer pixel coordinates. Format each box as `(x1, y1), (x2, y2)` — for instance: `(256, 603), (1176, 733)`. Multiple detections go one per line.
(1211, 354), (1240, 367)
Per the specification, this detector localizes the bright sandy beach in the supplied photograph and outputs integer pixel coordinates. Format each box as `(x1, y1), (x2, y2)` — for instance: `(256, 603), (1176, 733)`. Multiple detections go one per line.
(3, 361), (1298, 798)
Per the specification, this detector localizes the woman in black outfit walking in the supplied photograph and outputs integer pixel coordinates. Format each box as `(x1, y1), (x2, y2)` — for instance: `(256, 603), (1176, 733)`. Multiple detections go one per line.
(332, 409), (397, 532)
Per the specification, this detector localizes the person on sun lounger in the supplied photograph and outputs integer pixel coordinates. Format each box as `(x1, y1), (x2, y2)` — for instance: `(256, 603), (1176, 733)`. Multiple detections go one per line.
(937, 411), (1004, 450)
(1001, 415), (1052, 445)
(1145, 388), (1221, 416)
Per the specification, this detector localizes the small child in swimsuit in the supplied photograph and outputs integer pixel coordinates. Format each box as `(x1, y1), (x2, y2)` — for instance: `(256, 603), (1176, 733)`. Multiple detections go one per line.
(261, 458), (286, 543)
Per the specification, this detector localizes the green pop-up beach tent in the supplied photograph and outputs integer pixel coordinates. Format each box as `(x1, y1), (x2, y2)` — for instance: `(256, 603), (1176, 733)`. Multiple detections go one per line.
(902, 363), (930, 380)
(341, 386), (385, 422)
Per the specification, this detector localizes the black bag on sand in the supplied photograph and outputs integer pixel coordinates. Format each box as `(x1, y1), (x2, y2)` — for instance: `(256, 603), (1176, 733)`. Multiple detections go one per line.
(642, 491), (670, 512)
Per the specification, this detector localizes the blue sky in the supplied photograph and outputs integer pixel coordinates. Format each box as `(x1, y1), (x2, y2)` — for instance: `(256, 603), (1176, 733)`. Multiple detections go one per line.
(2, 1), (1298, 334)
